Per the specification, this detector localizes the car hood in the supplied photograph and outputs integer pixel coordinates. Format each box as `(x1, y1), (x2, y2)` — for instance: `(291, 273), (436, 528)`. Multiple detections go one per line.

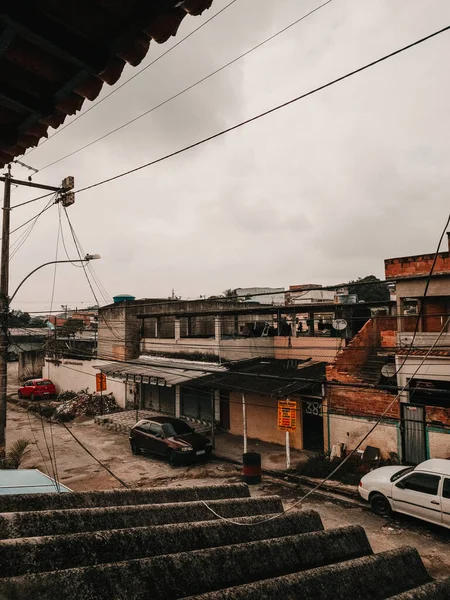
(171, 432), (210, 448)
(361, 465), (407, 485)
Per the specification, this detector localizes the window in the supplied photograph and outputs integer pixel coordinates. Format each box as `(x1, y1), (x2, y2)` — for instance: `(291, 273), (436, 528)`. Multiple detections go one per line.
(390, 467), (414, 482)
(36, 380), (52, 386)
(398, 473), (440, 495)
(443, 479), (450, 499)
(136, 422), (152, 433)
(162, 421), (193, 437)
(149, 423), (164, 438)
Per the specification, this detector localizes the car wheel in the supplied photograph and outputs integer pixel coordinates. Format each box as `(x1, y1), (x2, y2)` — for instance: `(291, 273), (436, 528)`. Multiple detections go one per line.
(370, 492), (392, 517)
(18, 391), (23, 399)
(168, 450), (178, 467)
(131, 441), (141, 455)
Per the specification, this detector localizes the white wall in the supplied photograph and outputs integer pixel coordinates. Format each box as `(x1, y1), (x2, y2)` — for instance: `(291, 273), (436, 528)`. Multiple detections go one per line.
(328, 413), (398, 459)
(428, 430), (450, 459)
(43, 358), (129, 408)
(395, 355), (450, 401)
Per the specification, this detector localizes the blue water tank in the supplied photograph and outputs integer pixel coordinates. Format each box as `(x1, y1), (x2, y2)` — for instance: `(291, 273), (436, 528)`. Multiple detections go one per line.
(113, 294), (136, 303)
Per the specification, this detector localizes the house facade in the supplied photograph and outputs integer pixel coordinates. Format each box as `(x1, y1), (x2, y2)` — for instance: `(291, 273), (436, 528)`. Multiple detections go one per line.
(327, 238), (450, 463)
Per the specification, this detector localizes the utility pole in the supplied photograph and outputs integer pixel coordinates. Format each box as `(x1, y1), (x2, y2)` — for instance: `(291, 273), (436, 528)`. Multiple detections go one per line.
(0, 165), (11, 464)
(0, 168), (74, 464)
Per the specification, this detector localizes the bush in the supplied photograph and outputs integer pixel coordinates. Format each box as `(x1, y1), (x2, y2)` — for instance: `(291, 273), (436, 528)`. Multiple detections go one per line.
(297, 454), (362, 486)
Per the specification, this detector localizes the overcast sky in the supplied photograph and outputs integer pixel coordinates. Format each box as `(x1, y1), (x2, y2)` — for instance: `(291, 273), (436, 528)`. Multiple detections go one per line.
(8, 0), (450, 312)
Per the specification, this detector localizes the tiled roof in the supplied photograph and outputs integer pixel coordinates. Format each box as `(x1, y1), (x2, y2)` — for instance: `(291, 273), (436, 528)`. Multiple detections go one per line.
(0, 0), (213, 166)
(396, 348), (450, 357)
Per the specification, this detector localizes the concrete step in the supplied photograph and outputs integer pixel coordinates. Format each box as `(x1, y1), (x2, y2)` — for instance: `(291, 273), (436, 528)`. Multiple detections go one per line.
(0, 483), (250, 513)
(0, 496), (283, 540)
(0, 510), (324, 578)
(0, 526), (372, 599)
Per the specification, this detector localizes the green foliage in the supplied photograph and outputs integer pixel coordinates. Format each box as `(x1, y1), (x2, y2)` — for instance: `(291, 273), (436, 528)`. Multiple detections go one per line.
(60, 318), (84, 338)
(9, 310), (31, 327)
(4, 439), (31, 469)
(348, 275), (390, 303)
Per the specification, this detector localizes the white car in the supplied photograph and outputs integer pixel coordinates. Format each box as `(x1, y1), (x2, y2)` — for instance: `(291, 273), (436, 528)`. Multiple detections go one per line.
(359, 458), (450, 529)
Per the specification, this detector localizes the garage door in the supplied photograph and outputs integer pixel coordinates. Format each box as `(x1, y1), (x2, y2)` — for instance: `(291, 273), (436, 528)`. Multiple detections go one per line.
(181, 387), (213, 421)
(159, 386), (175, 416)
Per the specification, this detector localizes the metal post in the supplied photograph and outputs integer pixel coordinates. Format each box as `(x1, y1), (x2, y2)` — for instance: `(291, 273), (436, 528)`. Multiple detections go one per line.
(211, 390), (215, 449)
(0, 167), (11, 463)
(100, 373), (104, 416)
(286, 430), (291, 470)
(242, 392), (247, 454)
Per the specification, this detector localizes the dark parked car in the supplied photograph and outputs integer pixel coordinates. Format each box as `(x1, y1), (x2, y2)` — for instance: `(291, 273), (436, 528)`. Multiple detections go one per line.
(129, 417), (212, 465)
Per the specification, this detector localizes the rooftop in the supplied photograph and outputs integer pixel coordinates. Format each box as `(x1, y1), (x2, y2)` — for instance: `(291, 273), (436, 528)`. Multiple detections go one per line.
(0, 482), (448, 598)
(0, 0), (214, 165)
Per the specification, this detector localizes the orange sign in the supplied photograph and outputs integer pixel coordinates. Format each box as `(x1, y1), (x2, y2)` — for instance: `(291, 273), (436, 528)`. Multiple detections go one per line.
(277, 399), (297, 431)
(96, 372), (107, 392)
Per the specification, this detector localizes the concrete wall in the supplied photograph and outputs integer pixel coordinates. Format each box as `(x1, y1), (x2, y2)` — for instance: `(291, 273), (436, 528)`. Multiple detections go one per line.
(229, 391), (304, 451)
(274, 337), (340, 363)
(428, 429), (450, 459)
(395, 354), (450, 403)
(98, 303), (142, 362)
(43, 358), (130, 408)
(141, 337), (276, 361)
(18, 350), (44, 381)
(327, 413), (398, 458)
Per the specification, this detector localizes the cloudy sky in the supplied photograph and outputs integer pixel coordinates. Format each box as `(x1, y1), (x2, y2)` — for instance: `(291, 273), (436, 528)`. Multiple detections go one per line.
(8, 0), (450, 312)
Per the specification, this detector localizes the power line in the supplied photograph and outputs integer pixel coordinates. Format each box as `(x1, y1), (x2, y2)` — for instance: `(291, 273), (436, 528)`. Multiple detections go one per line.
(21, 24), (450, 206)
(24, 0), (239, 157)
(393, 213), (450, 375)
(37, 0), (334, 172)
(199, 315), (450, 526)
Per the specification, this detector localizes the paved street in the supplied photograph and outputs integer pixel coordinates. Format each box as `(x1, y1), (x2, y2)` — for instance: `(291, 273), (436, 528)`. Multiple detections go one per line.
(6, 403), (450, 580)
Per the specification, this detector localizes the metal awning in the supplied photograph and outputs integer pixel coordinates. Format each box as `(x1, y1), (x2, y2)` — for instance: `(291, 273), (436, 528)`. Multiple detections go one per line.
(94, 358), (224, 387)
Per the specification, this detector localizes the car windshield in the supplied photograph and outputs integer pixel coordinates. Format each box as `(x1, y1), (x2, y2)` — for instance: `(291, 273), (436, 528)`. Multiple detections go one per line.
(36, 380), (52, 386)
(162, 421), (193, 437)
(390, 467), (414, 482)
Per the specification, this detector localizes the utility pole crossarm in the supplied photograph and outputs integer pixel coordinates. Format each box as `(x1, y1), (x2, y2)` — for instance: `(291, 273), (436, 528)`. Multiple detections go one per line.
(0, 176), (61, 193)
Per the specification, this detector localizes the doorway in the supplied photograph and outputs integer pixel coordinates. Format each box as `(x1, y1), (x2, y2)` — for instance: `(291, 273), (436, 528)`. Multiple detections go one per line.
(302, 399), (324, 452)
(400, 403), (426, 465)
(219, 390), (230, 429)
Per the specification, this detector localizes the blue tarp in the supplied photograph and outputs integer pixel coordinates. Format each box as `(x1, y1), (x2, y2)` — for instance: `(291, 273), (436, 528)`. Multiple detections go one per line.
(0, 469), (71, 494)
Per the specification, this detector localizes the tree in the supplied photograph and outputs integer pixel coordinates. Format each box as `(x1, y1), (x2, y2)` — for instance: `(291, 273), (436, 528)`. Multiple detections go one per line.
(348, 275), (390, 303)
(9, 310), (31, 327)
(60, 318), (84, 338)
(223, 289), (239, 299)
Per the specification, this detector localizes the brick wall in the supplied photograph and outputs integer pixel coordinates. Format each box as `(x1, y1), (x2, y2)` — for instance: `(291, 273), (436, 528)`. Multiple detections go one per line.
(380, 330), (396, 349)
(331, 319), (375, 374)
(385, 252), (450, 279)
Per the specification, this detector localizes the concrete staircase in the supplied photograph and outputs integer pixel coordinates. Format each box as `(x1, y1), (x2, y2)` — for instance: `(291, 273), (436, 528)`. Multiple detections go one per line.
(358, 353), (391, 385)
(0, 483), (449, 599)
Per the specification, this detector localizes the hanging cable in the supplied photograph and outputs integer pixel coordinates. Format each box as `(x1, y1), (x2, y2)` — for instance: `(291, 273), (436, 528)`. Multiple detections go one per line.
(36, 0), (334, 172)
(19, 22), (450, 207)
(24, 0), (239, 157)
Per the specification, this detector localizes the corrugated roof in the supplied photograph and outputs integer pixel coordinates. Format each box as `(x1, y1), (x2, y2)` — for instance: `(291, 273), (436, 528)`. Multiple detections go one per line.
(397, 349), (450, 357)
(0, 0), (213, 166)
(95, 356), (225, 386)
(194, 359), (326, 397)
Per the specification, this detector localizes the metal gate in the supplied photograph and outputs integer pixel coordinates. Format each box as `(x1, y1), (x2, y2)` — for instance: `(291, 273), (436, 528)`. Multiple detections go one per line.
(400, 404), (426, 465)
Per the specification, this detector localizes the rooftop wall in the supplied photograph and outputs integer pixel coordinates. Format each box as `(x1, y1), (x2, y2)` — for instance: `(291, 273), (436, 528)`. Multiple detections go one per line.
(385, 252), (450, 279)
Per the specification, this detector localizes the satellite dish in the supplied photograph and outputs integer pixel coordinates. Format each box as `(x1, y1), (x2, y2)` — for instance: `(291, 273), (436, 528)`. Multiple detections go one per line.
(332, 319), (347, 331)
(381, 363), (396, 378)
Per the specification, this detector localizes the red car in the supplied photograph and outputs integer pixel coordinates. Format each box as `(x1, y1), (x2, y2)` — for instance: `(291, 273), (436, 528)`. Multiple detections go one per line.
(18, 379), (56, 400)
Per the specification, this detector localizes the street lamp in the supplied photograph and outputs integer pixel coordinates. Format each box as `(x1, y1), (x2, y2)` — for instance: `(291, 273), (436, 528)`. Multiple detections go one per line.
(0, 254), (100, 463)
(9, 255), (101, 302)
